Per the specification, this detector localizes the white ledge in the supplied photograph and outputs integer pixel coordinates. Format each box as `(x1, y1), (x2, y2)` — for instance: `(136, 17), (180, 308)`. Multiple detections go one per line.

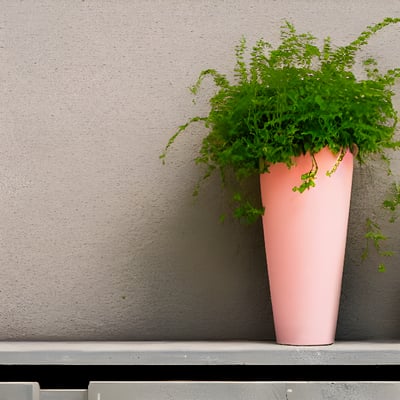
(0, 341), (398, 365)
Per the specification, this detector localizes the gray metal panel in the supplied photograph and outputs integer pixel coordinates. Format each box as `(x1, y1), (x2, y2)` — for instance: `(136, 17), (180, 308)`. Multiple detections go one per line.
(0, 341), (398, 365)
(40, 390), (88, 400)
(0, 382), (40, 400)
(88, 381), (400, 400)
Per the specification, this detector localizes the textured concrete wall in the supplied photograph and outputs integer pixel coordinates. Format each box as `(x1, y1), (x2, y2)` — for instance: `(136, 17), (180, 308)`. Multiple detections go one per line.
(1, 0), (399, 340)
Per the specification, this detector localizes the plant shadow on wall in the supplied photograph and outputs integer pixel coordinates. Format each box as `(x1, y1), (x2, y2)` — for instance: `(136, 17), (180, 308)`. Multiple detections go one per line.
(337, 158), (400, 341)
(161, 18), (400, 345)
(174, 208), (273, 339)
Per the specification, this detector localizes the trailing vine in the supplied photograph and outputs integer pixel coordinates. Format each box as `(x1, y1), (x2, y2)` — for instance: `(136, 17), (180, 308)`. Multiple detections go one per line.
(363, 182), (400, 271)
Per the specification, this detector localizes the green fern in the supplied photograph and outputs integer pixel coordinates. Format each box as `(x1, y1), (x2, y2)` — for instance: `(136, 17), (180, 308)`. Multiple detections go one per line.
(161, 18), (400, 236)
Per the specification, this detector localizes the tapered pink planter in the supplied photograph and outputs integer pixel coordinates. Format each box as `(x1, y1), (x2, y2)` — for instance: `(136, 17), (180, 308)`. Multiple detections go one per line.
(260, 147), (354, 345)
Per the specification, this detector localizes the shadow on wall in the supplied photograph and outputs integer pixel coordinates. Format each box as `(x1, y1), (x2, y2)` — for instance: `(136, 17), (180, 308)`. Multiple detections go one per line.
(127, 170), (275, 340)
(337, 159), (400, 341)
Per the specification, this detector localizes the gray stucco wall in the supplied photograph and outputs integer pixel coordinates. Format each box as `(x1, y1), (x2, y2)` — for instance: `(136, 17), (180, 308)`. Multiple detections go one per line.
(1, 0), (399, 341)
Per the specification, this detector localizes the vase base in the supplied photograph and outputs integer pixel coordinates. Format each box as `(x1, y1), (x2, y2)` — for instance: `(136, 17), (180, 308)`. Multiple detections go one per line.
(276, 341), (334, 346)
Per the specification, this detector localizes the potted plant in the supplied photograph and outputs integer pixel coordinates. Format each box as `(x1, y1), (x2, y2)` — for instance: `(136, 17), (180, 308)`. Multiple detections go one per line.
(161, 18), (400, 345)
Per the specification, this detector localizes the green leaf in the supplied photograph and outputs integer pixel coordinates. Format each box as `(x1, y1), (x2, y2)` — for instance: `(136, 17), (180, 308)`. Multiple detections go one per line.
(378, 264), (386, 273)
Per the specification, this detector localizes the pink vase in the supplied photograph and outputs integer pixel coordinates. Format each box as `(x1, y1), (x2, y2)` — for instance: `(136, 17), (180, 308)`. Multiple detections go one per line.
(260, 147), (354, 345)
